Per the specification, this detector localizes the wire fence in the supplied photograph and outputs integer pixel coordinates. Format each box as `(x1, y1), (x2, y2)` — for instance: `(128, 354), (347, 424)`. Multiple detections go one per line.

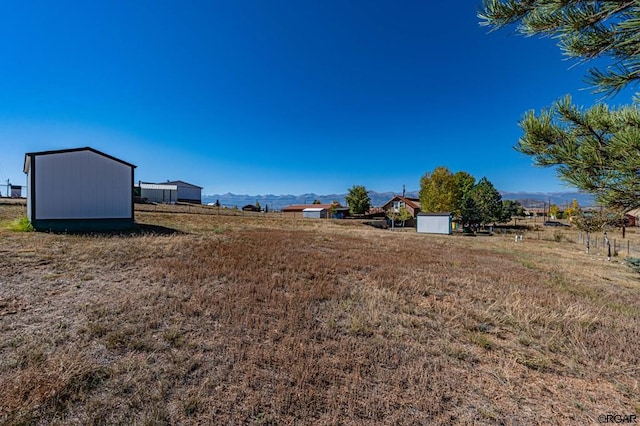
(575, 232), (640, 258)
(493, 225), (640, 258)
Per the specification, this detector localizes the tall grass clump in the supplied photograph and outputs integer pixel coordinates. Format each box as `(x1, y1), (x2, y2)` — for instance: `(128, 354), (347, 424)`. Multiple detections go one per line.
(625, 257), (640, 273)
(8, 216), (34, 232)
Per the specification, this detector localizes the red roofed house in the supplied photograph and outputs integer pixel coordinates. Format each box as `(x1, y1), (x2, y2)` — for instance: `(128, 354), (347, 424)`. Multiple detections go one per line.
(380, 195), (422, 227)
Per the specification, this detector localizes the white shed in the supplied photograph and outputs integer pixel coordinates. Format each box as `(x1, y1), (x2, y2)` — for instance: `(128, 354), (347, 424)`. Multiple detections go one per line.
(23, 147), (136, 231)
(164, 180), (202, 204)
(302, 207), (328, 219)
(416, 213), (452, 235)
(139, 183), (178, 204)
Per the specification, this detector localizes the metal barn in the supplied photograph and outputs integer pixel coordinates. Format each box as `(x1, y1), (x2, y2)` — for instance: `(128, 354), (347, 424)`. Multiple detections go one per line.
(164, 180), (202, 204)
(23, 147), (136, 231)
(139, 183), (178, 204)
(416, 213), (452, 235)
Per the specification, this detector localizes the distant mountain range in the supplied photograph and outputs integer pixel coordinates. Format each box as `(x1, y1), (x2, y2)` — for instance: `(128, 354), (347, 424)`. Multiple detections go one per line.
(202, 190), (595, 210)
(500, 191), (595, 208)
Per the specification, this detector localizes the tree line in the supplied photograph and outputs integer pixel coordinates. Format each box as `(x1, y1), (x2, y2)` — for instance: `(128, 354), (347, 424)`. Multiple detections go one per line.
(419, 166), (522, 228)
(345, 167), (525, 229)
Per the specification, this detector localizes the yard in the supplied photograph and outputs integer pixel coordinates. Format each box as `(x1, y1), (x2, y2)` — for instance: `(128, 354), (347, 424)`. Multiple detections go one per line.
(0, 202), (639, 424)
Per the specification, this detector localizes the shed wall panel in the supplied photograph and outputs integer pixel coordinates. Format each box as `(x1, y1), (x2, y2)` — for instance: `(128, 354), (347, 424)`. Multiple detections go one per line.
(417, 215), (451, 234)
(302, 210), (327, 219)
(177, 185), (201, 202)
(26, 160), (32, 220)
(35, 151), (132, 219)
(141, 187), (177, 203)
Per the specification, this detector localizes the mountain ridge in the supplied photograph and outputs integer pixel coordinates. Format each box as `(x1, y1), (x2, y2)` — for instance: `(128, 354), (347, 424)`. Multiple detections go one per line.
(202, 190), (595, 210)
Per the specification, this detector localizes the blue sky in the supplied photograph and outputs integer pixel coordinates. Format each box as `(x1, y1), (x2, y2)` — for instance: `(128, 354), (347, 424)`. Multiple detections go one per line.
(0, 1), (627, 196)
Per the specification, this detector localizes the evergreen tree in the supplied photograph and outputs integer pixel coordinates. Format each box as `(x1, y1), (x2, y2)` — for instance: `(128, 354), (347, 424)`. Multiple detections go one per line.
(461, 195), (482, 229)
(345, 185), (372, 215)
(479, 1), (640, 209)
(501, 199), (525, 222)
(517, 96), (640, 209)
(453, 171), (476, 216)
(470, 177), (503, 225)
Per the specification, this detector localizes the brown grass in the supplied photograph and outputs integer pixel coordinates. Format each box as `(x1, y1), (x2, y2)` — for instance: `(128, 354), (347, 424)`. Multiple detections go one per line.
(1, 204), (639, 424)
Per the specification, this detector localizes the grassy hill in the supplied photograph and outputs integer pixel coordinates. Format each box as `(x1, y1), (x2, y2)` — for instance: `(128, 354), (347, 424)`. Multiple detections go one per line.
(1, 203), (639, 424)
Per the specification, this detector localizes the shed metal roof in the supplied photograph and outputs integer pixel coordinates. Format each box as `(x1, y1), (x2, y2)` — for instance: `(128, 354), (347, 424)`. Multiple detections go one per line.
(139, 183), (178, 190)
(24, 147), (136, 173)
(164, 180), (203, 189)
(283, 204), (339, 212)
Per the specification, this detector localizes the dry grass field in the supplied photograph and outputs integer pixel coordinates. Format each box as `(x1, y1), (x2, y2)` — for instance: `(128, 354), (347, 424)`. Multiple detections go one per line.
(1, 202), (639, 425)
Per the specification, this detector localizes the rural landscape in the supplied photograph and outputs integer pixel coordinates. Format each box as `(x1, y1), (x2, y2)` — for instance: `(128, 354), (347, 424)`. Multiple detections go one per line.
(3, 1), (640, 425)
(1, 200), (639, 424)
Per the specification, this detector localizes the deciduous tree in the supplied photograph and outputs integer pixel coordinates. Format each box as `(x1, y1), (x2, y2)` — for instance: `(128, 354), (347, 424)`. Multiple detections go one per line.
(387, 206), (412, 228)
(419, 167), (460, 213)
(564, 199), (581, 219)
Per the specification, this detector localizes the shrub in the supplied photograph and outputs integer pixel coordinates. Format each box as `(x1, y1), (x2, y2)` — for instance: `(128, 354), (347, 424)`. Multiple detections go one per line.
(8, 216), (34, 232)
(625, 258), (640, 274)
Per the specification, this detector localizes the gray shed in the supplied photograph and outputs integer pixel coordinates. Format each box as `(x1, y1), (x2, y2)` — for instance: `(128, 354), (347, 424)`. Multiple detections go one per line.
(416, 213), (452, 234)
(302, 207), (328, 219)
(23, 147), (136, 231)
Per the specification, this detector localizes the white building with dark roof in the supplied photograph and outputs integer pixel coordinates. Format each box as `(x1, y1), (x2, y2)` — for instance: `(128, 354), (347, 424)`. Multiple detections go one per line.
(23, 147), (136, 231)
(164, 180), (202, 204)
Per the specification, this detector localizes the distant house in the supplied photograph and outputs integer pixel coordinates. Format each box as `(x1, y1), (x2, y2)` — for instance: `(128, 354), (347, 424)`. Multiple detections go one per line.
(23, 147), (136, 231)
(283, 203), (348, 219)
(164, 180), (202, 204)
(417, 213), (452, 235)
(626, 208), (640, 227)
(242, 204), (261, 212)
(138, 182), (178, 204)
(10, 185), (22, 198)
(380, 195), (421, 227)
